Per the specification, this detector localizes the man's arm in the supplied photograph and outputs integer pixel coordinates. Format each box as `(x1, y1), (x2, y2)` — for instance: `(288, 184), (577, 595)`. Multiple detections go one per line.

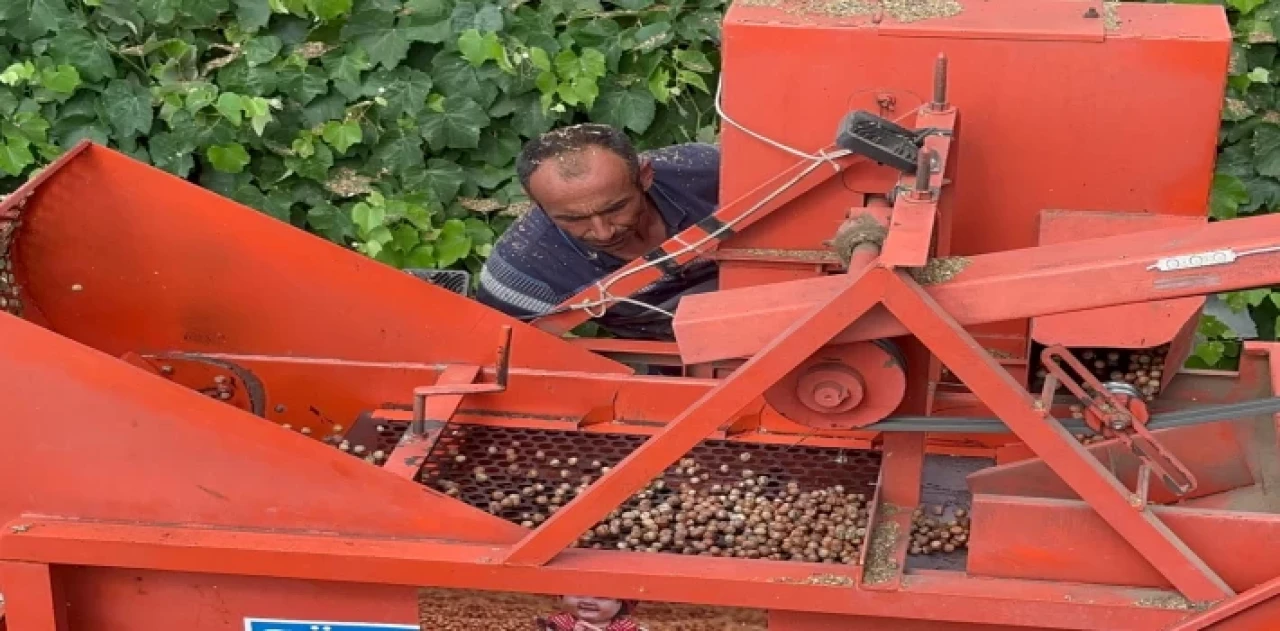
(475, 247), (563, 320)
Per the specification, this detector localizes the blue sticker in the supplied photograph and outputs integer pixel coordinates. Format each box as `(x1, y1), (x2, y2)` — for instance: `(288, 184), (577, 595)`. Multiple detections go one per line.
(244, 619), (418, 631)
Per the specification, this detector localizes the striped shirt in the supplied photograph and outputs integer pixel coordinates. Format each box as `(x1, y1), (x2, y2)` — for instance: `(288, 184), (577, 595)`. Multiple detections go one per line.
(477, 143), (721, 340)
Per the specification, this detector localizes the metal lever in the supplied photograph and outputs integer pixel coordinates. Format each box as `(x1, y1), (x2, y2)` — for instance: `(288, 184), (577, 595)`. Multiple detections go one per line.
(409, 325), (512, 435)
(1039, 345), (1198, 497)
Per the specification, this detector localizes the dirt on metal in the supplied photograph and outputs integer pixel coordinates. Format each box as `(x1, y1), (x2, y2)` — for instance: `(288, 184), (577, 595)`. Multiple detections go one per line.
(832, 214), (888, 266)
(862, 505), (902, 586)
(909, 256), (970, 285)
(742, 0), (963, 23)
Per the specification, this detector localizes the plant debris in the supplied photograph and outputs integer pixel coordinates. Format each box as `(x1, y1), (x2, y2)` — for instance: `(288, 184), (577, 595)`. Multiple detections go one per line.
(324, 168), (375, 198)
(743, 0), (963, 23)
(862, 519), (900, 585)
(831, 215), (888, 266)
(908, 256), (970, 285)
(1102, 0), (1121, 30)
(1134, 594), (1198, 611)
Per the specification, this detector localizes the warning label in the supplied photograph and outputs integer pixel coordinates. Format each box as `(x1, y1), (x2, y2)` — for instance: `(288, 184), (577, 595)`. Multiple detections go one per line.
(244, 619), (417, 631)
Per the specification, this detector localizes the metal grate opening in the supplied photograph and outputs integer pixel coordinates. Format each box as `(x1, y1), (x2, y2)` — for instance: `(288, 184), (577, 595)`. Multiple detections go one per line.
(405, 268), (472, 297)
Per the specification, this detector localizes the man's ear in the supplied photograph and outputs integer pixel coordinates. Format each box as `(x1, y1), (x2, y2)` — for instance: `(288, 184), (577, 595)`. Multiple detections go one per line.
(638, 158), (655, 191)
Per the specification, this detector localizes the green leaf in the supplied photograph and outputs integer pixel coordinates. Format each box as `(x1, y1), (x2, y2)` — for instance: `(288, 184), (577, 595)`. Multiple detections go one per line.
(0, 63), (36, 86)
(216, 92), (245, 126)
(419, 95), (490, 150)
(372, 129), (426, 177)
(1254, 123), (1280, 177)
(474, 3), (504, 31)
(464, 216), (495, 244)
(431, 52), (499, 105)
(185, 84), (220, 112)
(244, 36), (284, 65)
(530, 47), (552, 72)
(286, 141), (334, 180)
(29, 0), (76, 35)
(235, 0), (274, 30)
(38, 65), (80, 95)
(677, 69), (709, 93)
(278, 65), (330, 105)
(421, 158), (466, 203)
(364, 67), (432, 119)
(148, 131), (196, 177)
(101, 80), (154, 137)
(1249, 67), (1271, 83)
(475, 127), (521, 166)
(206, 143), (252, 173)
(1242, 175), (1280, 213)
(673, 48), (713, 73)
(0, 137), (34, 176)
(324, 48), (371, 100)
(458, 29), (505, 66)
(49, 31), (116, 82)
(1198, 313), (1233, 339)
(648, 68), (670, 103)
(631, 22), (673, 52)
(434, 218), (472, 267)
(612, 0), (654, 8)
(342, 8), (411, 68)
(1224, 289), (1271, 311)
(243, 96), (274, 135)
(390, 222), (420, 253)
(510, 92), (559, 137)
(352, 200), (387, 234)
(404, 244), (436, 268)
(1231, 0), (1267, 14)
(306, 0), (352, 20)
(322, 120), (363, 152)
(1210, 173), (1248, 219)
(5, 112), (50, 144)
(1194, 340), (1226, 367)
(590, 85), (657, 134)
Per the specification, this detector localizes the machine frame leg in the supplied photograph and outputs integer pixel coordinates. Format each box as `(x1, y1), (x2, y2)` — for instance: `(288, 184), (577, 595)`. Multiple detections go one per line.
(880, 271), (1234, 602)
(0, 561), (64, 631)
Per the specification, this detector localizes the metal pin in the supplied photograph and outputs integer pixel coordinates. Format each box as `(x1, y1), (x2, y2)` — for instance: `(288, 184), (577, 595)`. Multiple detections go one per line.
(912, 149), (934, 198)
(931, 54), (948, 111)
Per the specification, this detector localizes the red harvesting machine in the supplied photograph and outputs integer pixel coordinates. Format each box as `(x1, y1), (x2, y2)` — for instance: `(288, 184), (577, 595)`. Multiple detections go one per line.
(3, 0), (1280, 629)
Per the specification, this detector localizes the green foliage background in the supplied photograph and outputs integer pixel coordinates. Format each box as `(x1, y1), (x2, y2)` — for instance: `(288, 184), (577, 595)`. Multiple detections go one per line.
(0, 0), (723, 276)
(0, 0), (1270, 365)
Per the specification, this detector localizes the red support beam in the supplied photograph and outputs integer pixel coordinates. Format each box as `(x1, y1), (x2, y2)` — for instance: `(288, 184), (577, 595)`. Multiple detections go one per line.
(676, 209), (1280, 364)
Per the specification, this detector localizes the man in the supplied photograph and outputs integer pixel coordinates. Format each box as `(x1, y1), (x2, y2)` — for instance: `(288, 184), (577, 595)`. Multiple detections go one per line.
(476, 123), (720, 340)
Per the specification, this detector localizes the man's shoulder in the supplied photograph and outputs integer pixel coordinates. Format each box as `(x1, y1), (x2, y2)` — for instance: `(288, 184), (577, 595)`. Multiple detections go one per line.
(644, 142), (720, 172)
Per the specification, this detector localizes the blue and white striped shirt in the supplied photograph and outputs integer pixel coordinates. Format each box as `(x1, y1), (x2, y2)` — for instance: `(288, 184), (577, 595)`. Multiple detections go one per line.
(476, 143), (721, 339)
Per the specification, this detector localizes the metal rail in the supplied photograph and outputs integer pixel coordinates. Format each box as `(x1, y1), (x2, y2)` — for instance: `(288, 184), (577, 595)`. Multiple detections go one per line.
(859, 396), (1280, 434)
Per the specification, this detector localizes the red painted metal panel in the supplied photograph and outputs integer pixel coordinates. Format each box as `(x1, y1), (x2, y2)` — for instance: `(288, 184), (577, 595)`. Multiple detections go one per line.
(59, 568), (416, 631)
(0, 518), (1204, 629)
(0, 313), (524, 543)
(9, 143), (623, 375)
(967, 494), (1280, 592)
(967, 421), (1257, 504)
(1031, 210), (1207, 348)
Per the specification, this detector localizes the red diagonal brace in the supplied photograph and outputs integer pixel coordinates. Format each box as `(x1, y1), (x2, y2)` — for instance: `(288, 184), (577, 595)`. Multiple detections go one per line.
(502, 266), (887, 566)
(382, 364), (481, 479)
(879, 270), (1234, 603)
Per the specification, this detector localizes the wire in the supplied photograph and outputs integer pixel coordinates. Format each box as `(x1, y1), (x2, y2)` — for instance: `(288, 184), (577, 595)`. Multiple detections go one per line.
(534, 76), (927, 322)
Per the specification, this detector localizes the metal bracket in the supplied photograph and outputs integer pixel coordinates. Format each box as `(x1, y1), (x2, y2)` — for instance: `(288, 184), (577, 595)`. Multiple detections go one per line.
(410, 326), (513, 435)
(1040, 345), (1197, 496)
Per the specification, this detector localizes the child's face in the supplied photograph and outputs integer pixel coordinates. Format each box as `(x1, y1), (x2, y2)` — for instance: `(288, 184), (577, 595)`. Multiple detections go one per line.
(562, 596), (623, 624)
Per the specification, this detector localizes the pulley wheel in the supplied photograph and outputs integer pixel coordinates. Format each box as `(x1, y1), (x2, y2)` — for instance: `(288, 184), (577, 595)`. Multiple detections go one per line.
(765, 340), (907, 430)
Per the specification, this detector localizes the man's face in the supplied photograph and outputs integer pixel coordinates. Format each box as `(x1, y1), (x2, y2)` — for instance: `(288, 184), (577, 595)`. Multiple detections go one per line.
(527, 146), (656, 254)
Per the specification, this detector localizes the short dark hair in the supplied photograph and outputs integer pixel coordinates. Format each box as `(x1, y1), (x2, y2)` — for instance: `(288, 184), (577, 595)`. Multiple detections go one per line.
(515, 123), (640, 195)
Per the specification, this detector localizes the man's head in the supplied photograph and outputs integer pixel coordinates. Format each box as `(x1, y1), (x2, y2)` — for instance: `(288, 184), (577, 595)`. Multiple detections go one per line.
(516, 124), (657, 254)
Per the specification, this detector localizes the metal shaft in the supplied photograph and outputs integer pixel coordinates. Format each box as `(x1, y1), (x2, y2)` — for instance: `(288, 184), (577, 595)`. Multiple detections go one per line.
(932, 53), (948, 110)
